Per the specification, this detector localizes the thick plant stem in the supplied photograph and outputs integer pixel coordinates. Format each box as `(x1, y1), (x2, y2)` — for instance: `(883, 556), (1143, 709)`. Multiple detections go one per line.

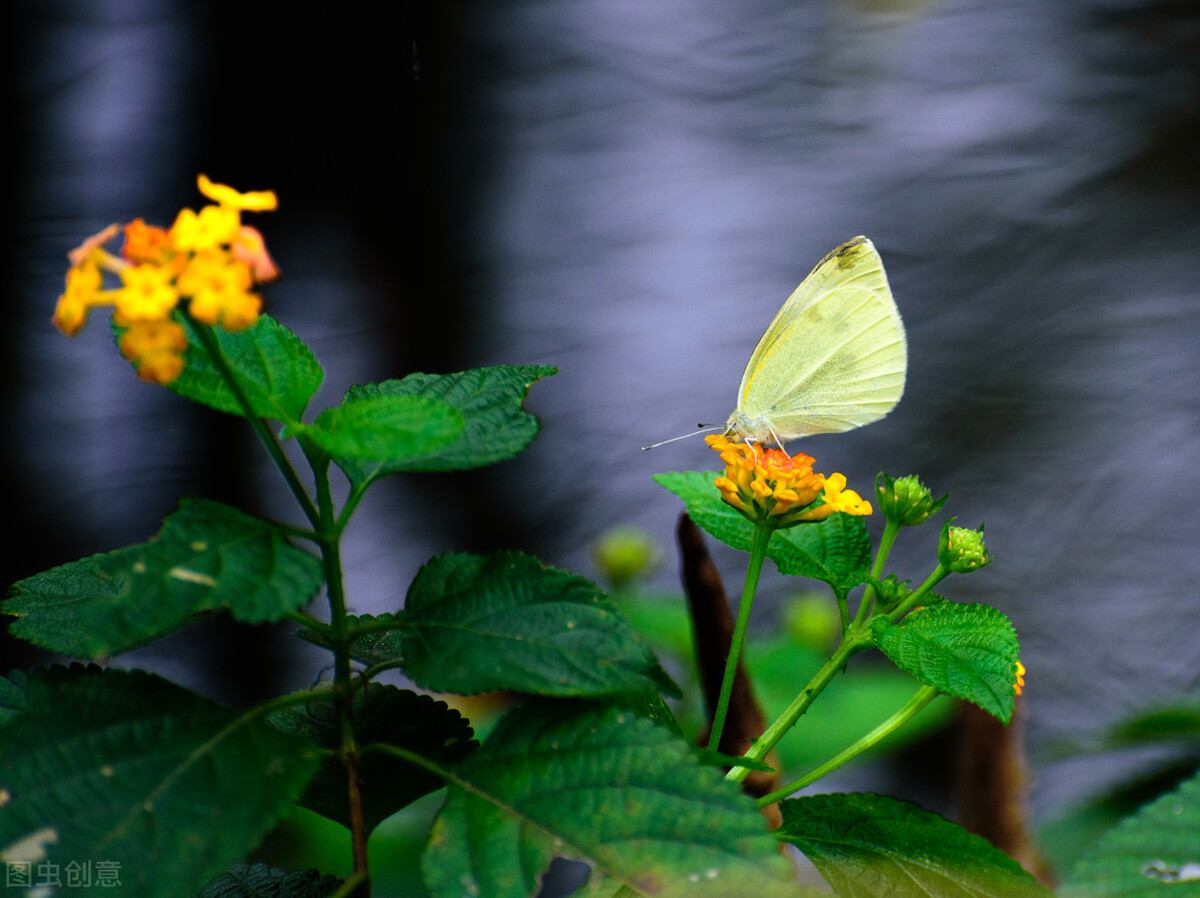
(706, 522), (772, 753)
(726, 626), (871, 783)
(310, 455), (370, 894)
(755, 685), (941, 806)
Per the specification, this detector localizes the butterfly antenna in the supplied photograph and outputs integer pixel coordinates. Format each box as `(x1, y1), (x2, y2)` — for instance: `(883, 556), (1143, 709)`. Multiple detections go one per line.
(641, 424), (723, 451)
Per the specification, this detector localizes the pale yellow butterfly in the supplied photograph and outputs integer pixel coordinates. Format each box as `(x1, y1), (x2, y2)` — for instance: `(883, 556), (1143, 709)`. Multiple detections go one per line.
(724, 236), (906, 446)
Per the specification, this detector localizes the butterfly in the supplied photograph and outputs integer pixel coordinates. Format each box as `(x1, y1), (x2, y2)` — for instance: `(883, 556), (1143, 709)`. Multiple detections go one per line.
(724, 236), (906, 447)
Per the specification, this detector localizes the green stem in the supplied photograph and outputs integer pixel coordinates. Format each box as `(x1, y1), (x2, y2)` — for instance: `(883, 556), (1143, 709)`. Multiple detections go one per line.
(887, 563), (951, 622)
(726, 624), (873, 783)
(755, 685), (941, 807)
(304, 450), (370, 894)
(189, 319), (321, 529)
(852, 518), (901, 628)
(706, 521), (772, 753)
(336, 482), (370, 536)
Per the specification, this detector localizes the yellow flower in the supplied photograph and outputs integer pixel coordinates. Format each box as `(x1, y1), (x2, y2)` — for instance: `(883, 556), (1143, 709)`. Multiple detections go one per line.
(807, 472), (873, 519)
(53, 175), (280, 383)
(706, 435), (869, 527)
(177, 251), (261, 330)
(197, 174), (278, 211)
(118, 318), (188, 384)
(114, 263), (180, 321)
(52, 261), (103, 336)
(170, 204), (241, 252)
(1013, 659), (1026, 696)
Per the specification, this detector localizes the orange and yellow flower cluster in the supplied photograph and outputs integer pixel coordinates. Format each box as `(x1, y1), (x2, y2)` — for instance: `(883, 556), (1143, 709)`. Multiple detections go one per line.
(1014, 659), (1026, 696)
(52, 175), (280, 384)
(705, 434), (872, 527)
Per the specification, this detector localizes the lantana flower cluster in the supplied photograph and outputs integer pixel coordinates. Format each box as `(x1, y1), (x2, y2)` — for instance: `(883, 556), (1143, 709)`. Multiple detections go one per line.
(52, 175), (280, 384)
(705, 434), (872, 528)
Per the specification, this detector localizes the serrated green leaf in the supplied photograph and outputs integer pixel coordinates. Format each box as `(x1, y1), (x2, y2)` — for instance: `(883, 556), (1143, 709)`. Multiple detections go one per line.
(169, 314), (323, 423)
(2, 498), (324, 659)
(777, 792), (1053, 898)
(400, 552), (679, 698)
(194, 863), (343, 898)
(652, 471), (872, 592)
(0, 666), (319, 898)
(770, 513), (872, 591)
(871, 604), (1020, 723)
(267, 684), (476, 833)
(295, 612), (405, 667)
(336, 365), (557, 485)
(422, 700), (796, 898)
(300, 394), (463, 461)
(1062, 768), (1200, 897)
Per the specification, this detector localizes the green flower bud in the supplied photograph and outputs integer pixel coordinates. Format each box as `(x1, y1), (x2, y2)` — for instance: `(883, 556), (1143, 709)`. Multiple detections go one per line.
(875, 473), (948, 527)
(938, 520), (992, 573)
(592, 526), (658, 590)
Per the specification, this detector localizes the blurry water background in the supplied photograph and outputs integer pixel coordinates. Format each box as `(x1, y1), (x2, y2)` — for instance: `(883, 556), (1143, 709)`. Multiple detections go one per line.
(8, 0), (1200, 852)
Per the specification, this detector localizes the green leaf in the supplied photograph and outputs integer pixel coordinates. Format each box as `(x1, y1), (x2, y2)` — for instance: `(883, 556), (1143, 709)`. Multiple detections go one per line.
(0, 665), (319, 898)
(871, 603), (1020, 723)
(295, 612), (405, 667)
(777, 792), (1053, 898)
(2, 498), (324, 659)
(0, 670), (29, 728)
(652, 470), (752, 550)
(170, 314), (323, 423)
(267, 685), (476, 833)
(399, 552), (679, 698)
(652, 470), (872, 592)
(422, 700), (796, 898)
(299, 394), (463, 461)
(336, 365), (557, 485)
(1062, 768), (1200, 897)
(1101, 700), (1200, 748)
(195, 863), (343, 898)
(770, 513), (872, 591)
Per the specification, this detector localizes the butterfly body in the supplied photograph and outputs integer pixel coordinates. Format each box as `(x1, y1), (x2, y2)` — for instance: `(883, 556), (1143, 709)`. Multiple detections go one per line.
(725, 236), (907, 445)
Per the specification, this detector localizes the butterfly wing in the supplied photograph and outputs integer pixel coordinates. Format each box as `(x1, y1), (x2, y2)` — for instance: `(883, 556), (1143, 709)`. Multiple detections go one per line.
(730, 236), (906, 442)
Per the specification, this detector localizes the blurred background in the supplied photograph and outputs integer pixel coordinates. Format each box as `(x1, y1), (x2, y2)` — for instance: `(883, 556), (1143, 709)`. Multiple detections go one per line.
(8, 0), (1200, 885)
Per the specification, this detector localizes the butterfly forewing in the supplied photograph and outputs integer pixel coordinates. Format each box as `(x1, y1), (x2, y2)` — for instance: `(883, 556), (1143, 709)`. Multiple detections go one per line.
(732, 236), (907, 441)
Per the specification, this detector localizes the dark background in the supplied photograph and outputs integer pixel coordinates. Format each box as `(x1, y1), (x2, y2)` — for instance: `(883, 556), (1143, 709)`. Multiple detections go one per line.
(8, 0), (1200, 834)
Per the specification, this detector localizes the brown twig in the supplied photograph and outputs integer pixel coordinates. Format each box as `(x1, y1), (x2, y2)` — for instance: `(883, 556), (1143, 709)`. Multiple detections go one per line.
(956, 698), (1054, 887)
